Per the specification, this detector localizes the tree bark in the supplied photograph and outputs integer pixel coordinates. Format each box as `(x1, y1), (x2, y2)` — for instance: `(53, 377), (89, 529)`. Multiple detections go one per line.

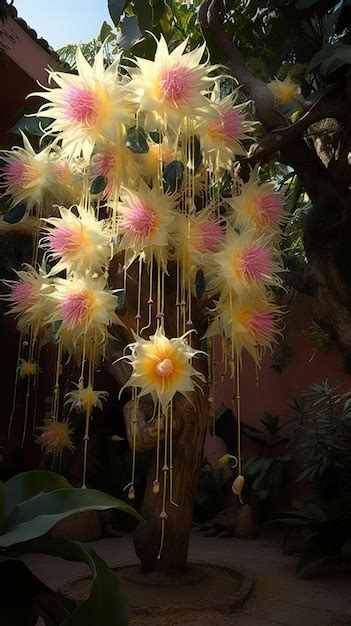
(107, 257), (210, 573)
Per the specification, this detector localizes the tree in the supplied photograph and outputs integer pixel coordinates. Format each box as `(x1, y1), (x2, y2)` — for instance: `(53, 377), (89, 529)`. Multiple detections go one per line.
(3, 0), (351, 578)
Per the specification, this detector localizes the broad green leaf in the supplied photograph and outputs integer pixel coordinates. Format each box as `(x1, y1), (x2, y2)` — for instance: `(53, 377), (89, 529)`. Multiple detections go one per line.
(125, 126), (149, 153)
(90, 176), (107, 194)
(117, 15), (142, 50)
(16, 537), (129, 626)
(163, 160), (184, 193)
(108, 0), (127, 26)
(3, 204), (26, 224)
(1, 488), (143, 547)
(3, 470), (71, 519)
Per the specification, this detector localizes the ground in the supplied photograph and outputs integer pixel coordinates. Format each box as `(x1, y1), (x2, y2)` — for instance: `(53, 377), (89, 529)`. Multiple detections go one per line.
(24, 532), (351, 626)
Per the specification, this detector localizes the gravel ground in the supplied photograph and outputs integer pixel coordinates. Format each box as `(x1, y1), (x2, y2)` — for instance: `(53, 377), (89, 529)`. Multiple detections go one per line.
(22, 532), (351, 626)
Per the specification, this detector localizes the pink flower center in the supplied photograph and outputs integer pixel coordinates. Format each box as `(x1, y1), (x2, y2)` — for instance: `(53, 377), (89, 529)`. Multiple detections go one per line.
(93, 151), (115, 177)
(241, 244), (272, 283)
(208, 109), (244, 141)
(10, 280), (36, 308)
(3, 160), (37, 187)
(258, 194), (282, 223)
(39, 430), (60, 444)
(195, 220), (223, 253)
(251, 310), (274, 338)
(59, 290), (95, 326)
(155, 358), (174, 378)
(3, 160), (26, 186)
(160, 64), (193, 103)
(123, 203), (158, 239)
(64, 86), (100, 125)
(48, 226), (82, 257)
(223, 108), (245, 136)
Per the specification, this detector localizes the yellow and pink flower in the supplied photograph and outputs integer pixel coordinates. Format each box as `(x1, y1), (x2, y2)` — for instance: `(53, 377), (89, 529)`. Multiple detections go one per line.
(119, 326), (205, 412)
(41, 205), (111, 275)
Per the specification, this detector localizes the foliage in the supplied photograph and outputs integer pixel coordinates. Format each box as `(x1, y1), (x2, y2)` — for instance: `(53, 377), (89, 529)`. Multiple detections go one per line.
(243, 413), (292, 502)
(194, 459), (227, 522)
(267, 494), (351, 578)
(267, 381), (351, 577)
(290, 381), (351, 497)
(0, 469), (144, 625)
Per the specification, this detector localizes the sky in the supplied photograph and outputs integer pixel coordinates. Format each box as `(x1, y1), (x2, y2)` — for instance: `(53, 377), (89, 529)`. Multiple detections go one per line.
(14, 0), (112, 50)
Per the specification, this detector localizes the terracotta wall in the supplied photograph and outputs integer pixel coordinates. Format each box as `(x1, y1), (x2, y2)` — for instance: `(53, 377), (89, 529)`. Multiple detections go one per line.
(215, 292), (350, 427)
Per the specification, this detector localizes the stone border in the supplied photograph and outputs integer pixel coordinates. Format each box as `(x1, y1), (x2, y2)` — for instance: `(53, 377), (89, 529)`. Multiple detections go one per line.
(61, 560), (254, 618)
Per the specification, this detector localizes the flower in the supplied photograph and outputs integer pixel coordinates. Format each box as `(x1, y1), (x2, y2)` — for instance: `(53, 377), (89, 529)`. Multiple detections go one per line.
(0, 133), (53, 212)
(91, 142), (138, 199)
(227, 170), (284, 235)
(32, 47), (132, 159)
(116, 180), (176, 268)
(119, 326), (205, 412)
(206, 295), (281, 362)
(196, 87), (253, 169)
(128, 35), (218, 129)
(36, 419), (74, 457)
(172, 207), (224, 276)
(207, 228), (281, 300)
(40, 205), (111, 275)
(46, 275), (124, 345)
(65, 383), (108, 413)
(268, 77), (300, 107)
(2, 263), (52, 338)
(133, 137), (175, 180)
(18, 359), (39, 378)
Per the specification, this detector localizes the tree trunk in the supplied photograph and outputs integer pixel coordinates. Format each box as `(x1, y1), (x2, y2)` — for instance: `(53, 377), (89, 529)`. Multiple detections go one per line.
(107, 257), (210, 573)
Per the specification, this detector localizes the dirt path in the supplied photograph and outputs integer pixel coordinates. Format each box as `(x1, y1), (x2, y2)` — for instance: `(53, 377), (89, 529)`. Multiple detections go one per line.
(23, 532), (351, 626)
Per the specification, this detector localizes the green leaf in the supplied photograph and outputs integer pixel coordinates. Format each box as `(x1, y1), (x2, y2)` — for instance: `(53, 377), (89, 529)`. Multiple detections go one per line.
(3, 470), (71, 519)
(195, 269), (206, 300)
(163, 160), (184, 193)
(3, 204), (26, 224)
(118, 15), (142, 50)
(1, 488), (143, 547)
(90, 176), (107, 194)
(125, 126), (149, 153)
(108, 0), (126, 26)
(99, 20), (113, 43)
(150, 130), (163, 143)
(10, 115), (53, 137)
(16, 537), (129, 626)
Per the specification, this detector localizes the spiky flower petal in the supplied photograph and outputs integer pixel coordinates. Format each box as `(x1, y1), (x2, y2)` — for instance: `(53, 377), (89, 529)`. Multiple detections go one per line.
(41, 205), (111, 275)
(36, 419), (74, 457)
(119, 326), (205, 412)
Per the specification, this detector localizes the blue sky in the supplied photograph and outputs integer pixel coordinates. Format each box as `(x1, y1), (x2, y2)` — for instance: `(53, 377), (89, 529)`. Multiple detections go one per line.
(15, 0), (112, 50)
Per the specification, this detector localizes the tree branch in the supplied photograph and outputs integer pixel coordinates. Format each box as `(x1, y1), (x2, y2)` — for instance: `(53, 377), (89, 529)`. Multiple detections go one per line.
(0, 216), (38, 236)
(199, 0), (327, 201)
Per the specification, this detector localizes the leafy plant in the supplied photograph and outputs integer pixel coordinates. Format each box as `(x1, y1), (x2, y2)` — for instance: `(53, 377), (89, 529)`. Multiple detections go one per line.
(243, 413), (292, 503)
(267, 494), (351, 578)
(194, 460), (226, 522)
(0, 469), (144, 625)
(290, 381), (351, 497)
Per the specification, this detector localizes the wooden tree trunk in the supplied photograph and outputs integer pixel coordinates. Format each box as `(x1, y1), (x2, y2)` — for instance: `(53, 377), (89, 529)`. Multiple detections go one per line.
(106, 257), (210, 573)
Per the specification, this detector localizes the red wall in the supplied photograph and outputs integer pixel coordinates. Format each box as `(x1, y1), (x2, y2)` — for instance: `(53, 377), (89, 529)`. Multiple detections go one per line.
(215, 293), (350, 426)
